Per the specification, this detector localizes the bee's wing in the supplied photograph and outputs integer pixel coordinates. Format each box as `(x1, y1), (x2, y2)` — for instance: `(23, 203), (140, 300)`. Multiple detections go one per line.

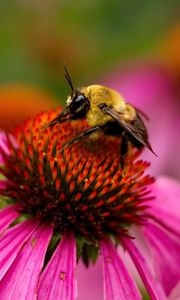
(134, 107), (149, 121)
(103, 106), (156, 155)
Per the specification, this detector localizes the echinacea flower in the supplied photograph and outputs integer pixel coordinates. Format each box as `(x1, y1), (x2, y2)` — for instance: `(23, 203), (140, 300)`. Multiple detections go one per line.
(0, 108), (179, 300)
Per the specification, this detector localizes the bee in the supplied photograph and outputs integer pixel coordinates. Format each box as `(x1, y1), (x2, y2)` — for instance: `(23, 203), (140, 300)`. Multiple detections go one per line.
(48, 66), (156, 166)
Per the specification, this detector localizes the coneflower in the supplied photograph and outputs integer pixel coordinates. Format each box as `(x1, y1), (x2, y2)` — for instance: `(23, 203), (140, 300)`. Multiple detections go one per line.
(0, 108), (179, 299)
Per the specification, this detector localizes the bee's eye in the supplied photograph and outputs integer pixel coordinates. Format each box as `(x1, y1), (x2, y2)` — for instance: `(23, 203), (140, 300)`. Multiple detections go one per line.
(70, 93), (89, 114)
(74, 95), (85, 106)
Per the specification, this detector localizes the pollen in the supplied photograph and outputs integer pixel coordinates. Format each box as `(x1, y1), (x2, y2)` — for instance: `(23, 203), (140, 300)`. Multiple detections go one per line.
(0, 108), (154, 242)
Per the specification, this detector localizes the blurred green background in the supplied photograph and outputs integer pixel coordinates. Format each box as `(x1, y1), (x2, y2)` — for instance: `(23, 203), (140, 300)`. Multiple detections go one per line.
(0, 0), (179, 99)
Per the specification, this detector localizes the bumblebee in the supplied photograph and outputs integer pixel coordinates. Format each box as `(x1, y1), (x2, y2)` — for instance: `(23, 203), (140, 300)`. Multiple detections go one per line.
(48, 67), (156, 166)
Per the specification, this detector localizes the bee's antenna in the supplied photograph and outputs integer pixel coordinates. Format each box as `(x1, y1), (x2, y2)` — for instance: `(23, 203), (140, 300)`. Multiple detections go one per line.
(63, 63), (74, 92)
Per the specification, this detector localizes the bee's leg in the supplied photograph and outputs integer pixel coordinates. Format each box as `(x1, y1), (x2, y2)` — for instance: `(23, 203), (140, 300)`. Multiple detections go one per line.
(60, 126), (101, 153)
(46, 116), (72, 129)
(120, 132), (128, 168)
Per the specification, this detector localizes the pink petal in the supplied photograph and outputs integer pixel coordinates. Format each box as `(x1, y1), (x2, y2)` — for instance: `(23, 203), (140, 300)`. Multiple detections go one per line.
(0, 205), (20, 234)
(0, 218), (40, 280)
(103, 63), (174, 104)
(0, 131), (17, 164)
(122, 237), (167, 300)
(147, 176), (180, 237)
(0, 223), (53, 299)
(0, 132), (8, 164)
(38, 233), (77, 300)
(148, 207), (180, 238)
(150, 176), (180, 215)
(77, 257), (103, 300)
(101, 239), (142, 300)
(169, 282), (180, 300)
(143, 222), (180, 296)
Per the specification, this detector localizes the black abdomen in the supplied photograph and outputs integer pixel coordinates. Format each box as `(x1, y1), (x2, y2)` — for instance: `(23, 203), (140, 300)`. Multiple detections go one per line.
(102, 121), (143, 149)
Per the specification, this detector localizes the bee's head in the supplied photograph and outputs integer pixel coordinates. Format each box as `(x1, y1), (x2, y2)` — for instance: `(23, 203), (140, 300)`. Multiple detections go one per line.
(66, 90), (90, 117)
(47, 66), (90, 128)
(63, 65), (90, 117)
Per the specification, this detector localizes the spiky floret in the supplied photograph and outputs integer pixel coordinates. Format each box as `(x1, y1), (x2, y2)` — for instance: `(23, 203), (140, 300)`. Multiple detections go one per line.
(0, 108), (154, 245)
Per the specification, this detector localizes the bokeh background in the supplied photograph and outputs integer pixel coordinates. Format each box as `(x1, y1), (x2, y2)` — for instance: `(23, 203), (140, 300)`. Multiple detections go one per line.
(0, 0), (180, 178)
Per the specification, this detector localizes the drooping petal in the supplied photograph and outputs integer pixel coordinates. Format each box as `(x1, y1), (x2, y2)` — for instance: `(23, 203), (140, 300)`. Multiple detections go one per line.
(0, 204), (20, 234)
(0, 131), (17, 164)
(169, 281), (180, 300)
(122, 237), (167, 300)
(101, 239), (142, 300)
(77, 257), (103, 300)
(0, 223), (53, 299)
(38, 233), (77, 300)
(147, 176), (180, 237)
(0, 218), (40, 280)
(0, 131), (9, 164)
(143, 222), (180, 296)
(150, 176), (180, 216)
(148, 207), (180, 237)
